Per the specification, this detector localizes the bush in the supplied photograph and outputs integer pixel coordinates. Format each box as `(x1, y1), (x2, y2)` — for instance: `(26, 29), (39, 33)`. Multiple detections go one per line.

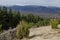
(43, 20), (50, 26)
(36, 21), (44, 27)
(0, 24), (2, 33)
(28, 22), (35, 28)
(50, 19), (58, 29)
(16, 21), (29, 39)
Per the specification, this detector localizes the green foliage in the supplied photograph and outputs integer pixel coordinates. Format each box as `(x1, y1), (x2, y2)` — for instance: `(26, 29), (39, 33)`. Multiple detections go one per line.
(0, 24), (2, 33)
(16, 21), (29, 39)
(28, 22), (35, 28)
(43, 19), (50, 26)
(36, 21), (44, 27)
(50, 19), (58, 29)
(22, 14), (40, 23)
(22, 14), (50, 27)
(36, 19), (50, 27)
(0, 6), (21, 30)
(0, 6), (51, 30)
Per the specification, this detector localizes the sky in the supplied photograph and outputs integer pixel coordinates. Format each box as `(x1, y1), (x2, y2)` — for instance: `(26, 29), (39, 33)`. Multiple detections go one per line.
(1, 0), (60, 7)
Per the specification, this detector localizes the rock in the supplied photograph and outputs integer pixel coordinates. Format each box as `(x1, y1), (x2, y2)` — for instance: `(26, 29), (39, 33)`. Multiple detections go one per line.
(0, 28), (16, 40)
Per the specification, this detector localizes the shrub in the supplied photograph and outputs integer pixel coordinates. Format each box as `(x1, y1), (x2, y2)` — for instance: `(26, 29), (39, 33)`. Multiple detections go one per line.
(36, 21), (44, 27)
(16, 21), (29, 39)
(43, 20), (50, 26)
(50, 19), (58, 29)
(28, 22), (35, 28)
(0, 24), (2, 33)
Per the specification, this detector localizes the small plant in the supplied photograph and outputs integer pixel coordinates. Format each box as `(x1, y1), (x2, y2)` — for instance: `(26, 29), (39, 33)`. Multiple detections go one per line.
(36, 21), (44, 27)
(16, 21), (29, 39)
(50, 19), (58, 29)
(28, 22), (35, 28)
(0, 24), (2, 33)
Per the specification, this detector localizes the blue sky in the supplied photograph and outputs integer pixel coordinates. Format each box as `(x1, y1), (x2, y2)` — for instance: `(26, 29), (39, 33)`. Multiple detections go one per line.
(1, 0), (60, 7)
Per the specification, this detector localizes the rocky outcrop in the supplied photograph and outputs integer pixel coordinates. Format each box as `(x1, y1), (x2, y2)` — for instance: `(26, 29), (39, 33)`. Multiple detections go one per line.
(0, 26), (60, 40)
(0, 28), (16, 40)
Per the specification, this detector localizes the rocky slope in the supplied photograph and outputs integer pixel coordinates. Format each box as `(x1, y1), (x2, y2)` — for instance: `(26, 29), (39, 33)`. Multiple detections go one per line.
(0, 25), (60, 40)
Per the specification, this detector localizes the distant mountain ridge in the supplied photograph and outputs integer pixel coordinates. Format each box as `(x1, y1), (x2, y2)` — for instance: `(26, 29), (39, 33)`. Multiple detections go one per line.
(6, 5), (60, 13)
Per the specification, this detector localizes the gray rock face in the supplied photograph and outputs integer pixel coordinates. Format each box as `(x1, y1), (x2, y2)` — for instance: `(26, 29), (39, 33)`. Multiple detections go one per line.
(0, 28), (16, 40)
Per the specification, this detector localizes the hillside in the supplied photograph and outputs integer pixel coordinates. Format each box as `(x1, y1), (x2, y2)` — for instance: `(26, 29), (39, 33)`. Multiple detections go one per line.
(7, 5), (60, 13)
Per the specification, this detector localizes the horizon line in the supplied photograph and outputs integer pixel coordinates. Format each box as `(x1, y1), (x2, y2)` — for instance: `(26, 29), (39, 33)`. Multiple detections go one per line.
(0, 4), (60, 7)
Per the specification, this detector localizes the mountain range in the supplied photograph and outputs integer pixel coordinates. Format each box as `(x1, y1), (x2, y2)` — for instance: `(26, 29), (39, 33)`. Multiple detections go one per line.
(7, 5), (60, 13)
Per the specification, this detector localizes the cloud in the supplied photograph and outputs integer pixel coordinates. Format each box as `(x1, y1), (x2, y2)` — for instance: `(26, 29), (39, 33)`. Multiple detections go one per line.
(0, 0), (60, 7)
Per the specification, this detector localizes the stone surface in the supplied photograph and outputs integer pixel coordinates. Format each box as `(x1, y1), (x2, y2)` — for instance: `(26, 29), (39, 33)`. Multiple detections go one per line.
(0, 25), (60, 40)
(0, 28), (16, 40)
